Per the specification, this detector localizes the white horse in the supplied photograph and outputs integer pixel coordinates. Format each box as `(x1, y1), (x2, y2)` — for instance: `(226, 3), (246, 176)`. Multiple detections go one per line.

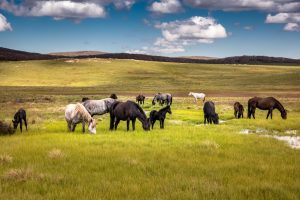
(188, 92), (206, 103)
(65, 103), (96, 134)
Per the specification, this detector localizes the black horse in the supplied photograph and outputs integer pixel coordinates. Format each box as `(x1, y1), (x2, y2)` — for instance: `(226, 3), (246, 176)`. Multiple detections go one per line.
(149, 105), (172, 129)
(248, 97), (287, 119)
(110, 94), (118, 99)
(109, 101), (150, 131)
(136, 94), (145, 105)
(234, 102), (244, 118)
(12, 108), (27, 132)
(203, 101), (219, 124)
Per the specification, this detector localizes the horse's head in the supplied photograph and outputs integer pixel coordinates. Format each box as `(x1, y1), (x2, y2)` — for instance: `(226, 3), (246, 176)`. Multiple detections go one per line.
(212, 113), (219, 124)
(188, 92), (192, 96)
(88, 118), (97, 134)
(166, 105), (172, 114)
(143, 118), (151, 131)
(281, 109), (287, 120)
(12, 120), (18, 129)
(152, 96), (157, 105)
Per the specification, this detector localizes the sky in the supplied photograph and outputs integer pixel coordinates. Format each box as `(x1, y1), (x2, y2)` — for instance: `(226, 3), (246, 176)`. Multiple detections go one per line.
(0, 0), (300, 58)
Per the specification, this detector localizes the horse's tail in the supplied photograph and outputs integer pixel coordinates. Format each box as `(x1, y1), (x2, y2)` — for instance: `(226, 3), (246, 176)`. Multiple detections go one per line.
(170, 95), (173, 105)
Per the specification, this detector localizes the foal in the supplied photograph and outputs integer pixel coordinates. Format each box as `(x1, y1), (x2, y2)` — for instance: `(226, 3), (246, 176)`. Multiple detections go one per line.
(12, 108), (27, 132)
(149, 105), (172, 129)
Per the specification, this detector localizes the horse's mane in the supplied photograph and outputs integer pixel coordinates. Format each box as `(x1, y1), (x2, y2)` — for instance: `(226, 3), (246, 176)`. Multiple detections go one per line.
(133, 102), (147, 119)
(159, 105), (170, 113)
(73, 103), (92, 122)
(272, 97), (285, 112)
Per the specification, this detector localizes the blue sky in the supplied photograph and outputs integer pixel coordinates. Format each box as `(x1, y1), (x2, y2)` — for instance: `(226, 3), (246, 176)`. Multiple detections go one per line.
(0, 0), (300, 58)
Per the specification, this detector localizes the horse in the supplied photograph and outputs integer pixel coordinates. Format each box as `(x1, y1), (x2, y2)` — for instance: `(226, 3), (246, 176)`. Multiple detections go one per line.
(203, 101), (219, 124)
(110, 94), (118, 99)
(136, 94), (145, 105)
(82, 98), (116, 117)
(152, 93), (172, 106)
(188, 92), (206, 103)
(109, 101), (150, 131)
(248, 97), (287, 119)
(149, 105), (172, 129)
(65, 103), (96, 134)
(12, 108), (27, 132)
(234, 102), (244, 118)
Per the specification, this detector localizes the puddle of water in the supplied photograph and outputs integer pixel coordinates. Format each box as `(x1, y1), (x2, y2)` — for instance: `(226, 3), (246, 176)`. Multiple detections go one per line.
(266, 135), (300, 149)
(240, 129), (300, 149)
(285, 130), (297, 135)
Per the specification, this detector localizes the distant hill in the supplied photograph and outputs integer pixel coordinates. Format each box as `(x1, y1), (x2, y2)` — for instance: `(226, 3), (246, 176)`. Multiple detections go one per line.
(0, 47), (59, 61)
(179, 56), (217, 60)
(1, 47), (300, 65)
(49, 51), (107, 57)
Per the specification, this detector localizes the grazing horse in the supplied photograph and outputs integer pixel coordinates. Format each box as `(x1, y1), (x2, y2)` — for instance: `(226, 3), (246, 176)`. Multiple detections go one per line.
(65, 103), (96, 134)
(12, 108), (27, 132)
(149, 105), (172, 129)
(188, 92), (206, 103)
(110, 94), (118, 99)
(136, 94), (145, 105)
(82, 98), (116, 117)
(109, 101), (150, 131)
(203, 101), (219, 124)
(152, 93), (172, 106)
(248, 97), (287, 119)
(234, 102), (244, 118)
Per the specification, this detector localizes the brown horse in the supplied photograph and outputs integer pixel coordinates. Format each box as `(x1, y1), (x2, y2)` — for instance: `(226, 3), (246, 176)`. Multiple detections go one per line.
(234, 102), (244, 118)
(248, 97), (287, 119)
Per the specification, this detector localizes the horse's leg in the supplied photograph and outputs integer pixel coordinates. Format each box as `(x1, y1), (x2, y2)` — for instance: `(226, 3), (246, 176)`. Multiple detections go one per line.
(23, 116), (28, 131)
(159, 119), (162, 129)
(115, 119), (120, 130)
(126, 119), (130, 131)
(266, 110), (270, 119)
(204, 115), (207, 124)
(252, 109), (256, 119)
(271, 109), (273, 119)
(110, 115), (115, 130)
(67, 121), (71, 131)
(151, 120), (155, 129)
(71, 123), (76, 132)
(132, 118), (136, 131)
(162, 119), (165, 129)
(234, 110), (237, 118)
(19, 120), (23, 133)
(82, 121), (85, 133)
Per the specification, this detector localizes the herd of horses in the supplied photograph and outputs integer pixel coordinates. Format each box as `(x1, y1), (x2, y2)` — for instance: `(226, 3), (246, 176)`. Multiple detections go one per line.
(0, 92), (287, 135)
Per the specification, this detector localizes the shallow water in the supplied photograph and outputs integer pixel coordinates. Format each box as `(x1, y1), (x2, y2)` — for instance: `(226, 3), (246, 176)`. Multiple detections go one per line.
(239, 129), (300, 149)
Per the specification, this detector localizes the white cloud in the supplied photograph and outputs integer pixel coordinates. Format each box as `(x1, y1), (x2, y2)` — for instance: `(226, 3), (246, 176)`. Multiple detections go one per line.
(149, 0), (182, 14)
(0, 13), (12, 32)
(0, 0), (137, 20)
(266, 13), (300, 23)
(266, 12), (300, 32)
(284, 22), (300, 31)
(155, 16), (227, 42)
(30, 1), (106, 19)
(128, 16), (227, 54)
(183, 0), (300, 12)
(244, 25), (254, 31)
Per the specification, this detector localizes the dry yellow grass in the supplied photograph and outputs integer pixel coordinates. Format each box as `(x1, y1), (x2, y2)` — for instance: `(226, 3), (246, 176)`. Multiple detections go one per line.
(48, 148), (64, 159)
(0, 154), (13, 164)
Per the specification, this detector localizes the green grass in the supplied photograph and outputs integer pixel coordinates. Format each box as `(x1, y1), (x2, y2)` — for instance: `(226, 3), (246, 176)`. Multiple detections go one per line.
(0, 59), (300, 199)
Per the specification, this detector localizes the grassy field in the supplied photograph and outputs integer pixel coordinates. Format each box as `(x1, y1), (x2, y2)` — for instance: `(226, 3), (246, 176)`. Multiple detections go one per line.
(0, 59), (300, 199)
